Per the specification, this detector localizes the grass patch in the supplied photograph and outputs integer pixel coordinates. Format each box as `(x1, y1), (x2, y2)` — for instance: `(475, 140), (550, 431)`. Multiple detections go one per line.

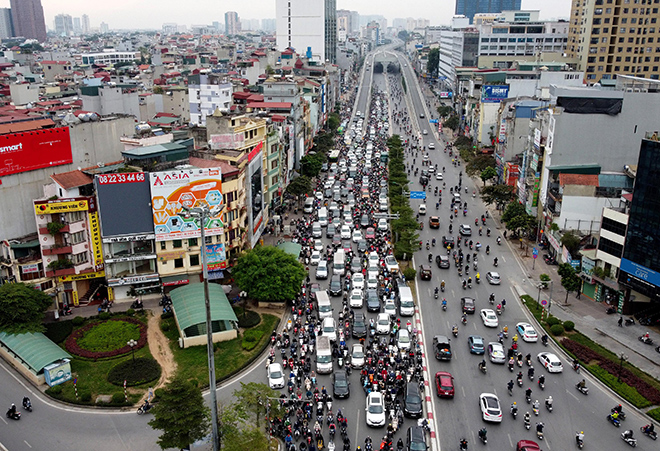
(164, 313), (279, 388)
(648, 407), (660, 422)
(588, 365), (653, 408)
(77, 320), (141, 353)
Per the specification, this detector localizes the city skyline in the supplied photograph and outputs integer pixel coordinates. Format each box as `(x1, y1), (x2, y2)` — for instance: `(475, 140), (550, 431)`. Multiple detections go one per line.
(0, 0), (570, 32)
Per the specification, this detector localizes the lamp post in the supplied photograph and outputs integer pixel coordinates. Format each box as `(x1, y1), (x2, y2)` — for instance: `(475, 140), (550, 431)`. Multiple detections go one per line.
(127, 339), (137, 363)
(618, 353), (628, 382)
(182, 203), (224, 451)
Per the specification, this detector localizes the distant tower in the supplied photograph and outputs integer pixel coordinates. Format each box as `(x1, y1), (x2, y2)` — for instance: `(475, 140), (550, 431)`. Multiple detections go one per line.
(82, 14), (90, 34)
(10, 0), (47, 42)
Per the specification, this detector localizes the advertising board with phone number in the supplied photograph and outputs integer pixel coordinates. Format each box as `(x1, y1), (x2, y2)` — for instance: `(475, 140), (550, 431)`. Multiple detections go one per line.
(97, 172), (146, 185)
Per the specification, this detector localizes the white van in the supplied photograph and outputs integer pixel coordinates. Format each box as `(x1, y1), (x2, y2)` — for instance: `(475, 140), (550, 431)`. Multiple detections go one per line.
(322, 317), (337, 342)
(316, 336), (333, 374)
(333, 249), (346, 276)
(318, 207), (328, 227)
(304, 197), (315, 214)
(316, 291), (333, 319)
(398, 286), (415, 316)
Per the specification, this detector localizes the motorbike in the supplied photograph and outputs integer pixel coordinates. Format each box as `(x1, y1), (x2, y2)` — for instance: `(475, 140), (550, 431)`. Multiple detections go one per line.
(434, 289), (439, 300)
(576, 383), (589, 395)
(479, 363), (487, 374)
(536, 428), (544, 441)
(606, 306), (617, 314)
(541, 335), (548, 347)
(6, 408), (20, 420)
(620, 431), (637, 447)
(137, 400), (153, 415)
(22, 399), (32, 412)
(452, 326), (458, 337)
(524, 417), (531, 430)
(538, 380), (545, 391)
(607, 414), (621, 427)
(478, 429), (487, 444)
(640, 426), (658, 440)
(545, 399), (553, 412)
(611, 408), (626, 421)
(337, 355), (344, 368)
(625, 317), (635, 326)
(639, 336), (654, 345)
(576, 433), (585, 449)
(131, 299), (144, 310)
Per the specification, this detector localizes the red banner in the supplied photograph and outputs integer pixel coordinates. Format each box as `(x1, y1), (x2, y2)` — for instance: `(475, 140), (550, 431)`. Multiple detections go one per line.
(0, 127), (72, 177)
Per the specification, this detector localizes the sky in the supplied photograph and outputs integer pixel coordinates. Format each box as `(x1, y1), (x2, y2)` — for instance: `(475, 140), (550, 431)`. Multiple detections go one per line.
(0, 0), (572, 31)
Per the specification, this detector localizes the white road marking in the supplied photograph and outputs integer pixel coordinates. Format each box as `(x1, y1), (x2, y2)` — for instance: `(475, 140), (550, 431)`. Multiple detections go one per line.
(0, 416), (7, 425)
(461, 386), (466, 398)
(501, 256), (506, 263)
(24, 441), (32, 448)
(507, 434), (513, 448)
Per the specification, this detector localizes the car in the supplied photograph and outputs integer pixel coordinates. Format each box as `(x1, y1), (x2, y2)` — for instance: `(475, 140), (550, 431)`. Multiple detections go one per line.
(314, 239), (323, 251)
(366, 271), (379, 290)
(322, 317), (337, 342)
(479, 393), (503, 422)
(516, 440), (542, 451)
(486, 271), (501, 285)
(331, 234), (341, 248)
(422, 129), (428, 135)
(403, 383), (423, 418)
(442, 236), (454, 249)
(357, 239), (368, 253)
(429, 216), (440, 229)
(368, 251), (380, 269)
(419, 265), (432, 280)
(376, 313), (391, 334)
(309, 283), (321, 300)
(340, 225), (351, 239)
(366, 289), (380, 312)
(428, 142), (435, 150)
(419, 113), (425, 118)
(432, 335), (452, 360)
(384, 255), (399, 274)
(342, 239), (352, 253)
(365, 391), (386, 427)
(365, 227), (376, 239)
(488, 342), (506, 363)
(378, 218), (388, 231)
(352, 312), (367, 338)
(435, 172), (443, 180)
(326, 223), (336, 239)
(351, 343), (365, 368)
(352, 273), (365, 290)
(427, 166), (435, 174)
(435, 371), (455, 398)
(350, 258), (362, 274)
(436, 255), (450, 269)
(397, 328), (411, 351)
(468, 335), (485, 355)
(316, 261), (328, 279)
(516, 322), (538, 342)
(332, 371), (350, 398)
(328, 275), (342, 296)
(379, 199), (388, 211)
(406, 426), (428, 451)
(315, 190), (323, 200)
(383, 298), (397, 317)
(418, 204), (427, 215)
(267, 363), (285, 389)
(310, 250), (321, 266)
(537, 352), (564, 373)
(461, 297), (476, 314)
(459, 224), (472, 236)
(360, 214), (371, 228)
(480, 309), (499, 328)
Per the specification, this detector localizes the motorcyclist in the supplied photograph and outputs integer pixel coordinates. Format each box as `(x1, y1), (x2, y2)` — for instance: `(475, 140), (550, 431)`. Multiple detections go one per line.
(479, 360), (486, 371)
(538, 374), (545, 386)
(452, 324), (458, 335)
(576, 431), (585, 445)
(441, 298), (447, 308)
(525, 388), (532, 399)
(494, 257), (498, 266)
(478, 428), (487, 441)
(643, 424), (655, 434)
(611, 411), (620, 421)
(507, 380), (514, 392)
(545, 396), (553, 408)
(8, 403), (16, 415)
(622, 429), (634, 440)
(613, 404), (623, 414)
(577, 379), (586, 389)
(532, 399), (540, 411)
(440, 280), (445, 290)
(22, 396), (30, 409)
(511, 402), (518, 414)
(541, 334), (548, 345)
(459, 438), (468, 450)
(434, 287), (439, 296)
(536, 422), (544, 434)
(523, 412), (531, 425)
(528, 367), (535, 379)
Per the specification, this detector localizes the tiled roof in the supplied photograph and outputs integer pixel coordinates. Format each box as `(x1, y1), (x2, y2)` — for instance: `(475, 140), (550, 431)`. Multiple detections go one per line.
(51, 170), (93, 189)
(189, 157), (239, 176)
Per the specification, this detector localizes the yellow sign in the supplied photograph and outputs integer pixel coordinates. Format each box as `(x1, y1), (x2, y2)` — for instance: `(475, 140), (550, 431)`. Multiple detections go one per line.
(158, 250), (187, 261)
(72, 291), (79, 307)
(88, 212), (103, 268)
(107, 287), (114, 301)
(35, 199), (88, 214)
(58, 271), (105, 282)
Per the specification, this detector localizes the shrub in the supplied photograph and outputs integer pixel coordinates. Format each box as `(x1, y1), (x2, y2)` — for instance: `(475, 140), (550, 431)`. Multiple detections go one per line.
(403, 267), (416, 281)
(563, 320), (575, 331)
(545, 316), (561, 326)
(111, 392), (126, 404)
(98, 312), (111, 320)
(126, 308), (135, 317)
(161, 311), (173, 319)
(242, 328), (264, 351)
(72, 316), (85, 326)
(235, 308), (261, 328)
(589, 366), (652, 409)
(65, 318), (147, 359)
(47, 385), (63, 395)
(44, 321), (73, 343)
(160, 321), (170, 332)
(648, 407), (660, 423)
(108, 357), (162, 387)
(550, 324), (564, 336)
(80, 390), (92, 402)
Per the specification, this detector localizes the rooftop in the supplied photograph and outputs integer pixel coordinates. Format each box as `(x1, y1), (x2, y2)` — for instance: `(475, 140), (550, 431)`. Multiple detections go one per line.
(51, 170), (94, 190)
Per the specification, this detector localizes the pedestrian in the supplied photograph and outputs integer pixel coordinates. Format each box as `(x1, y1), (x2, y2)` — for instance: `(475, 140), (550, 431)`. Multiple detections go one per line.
(618, 316), (623, 327)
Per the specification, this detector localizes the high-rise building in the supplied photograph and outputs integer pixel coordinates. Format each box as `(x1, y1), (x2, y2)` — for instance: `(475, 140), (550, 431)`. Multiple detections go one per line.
(276, 0), (336, 63)
(262, 18), (276, 32)
(455, 0), (522, 24)
(82, 14), (90, 34)
(73, 17), (81, 34)
(567, 0), (660, 83)
(0, 8), (14, 39)
(100, 22), (109, 33)
(225, 11), (241, 35)
(54, 14), (73, 36)
(10, 0), (47, 42)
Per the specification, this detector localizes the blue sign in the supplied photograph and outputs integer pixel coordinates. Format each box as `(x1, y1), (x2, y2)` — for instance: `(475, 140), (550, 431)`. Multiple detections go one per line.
(533, 247), (538, 258)
(620, 258), (660, 287)
(410, 191), (426, 199)
(429, 119), (438, 124)
(482, 85), (510, 103)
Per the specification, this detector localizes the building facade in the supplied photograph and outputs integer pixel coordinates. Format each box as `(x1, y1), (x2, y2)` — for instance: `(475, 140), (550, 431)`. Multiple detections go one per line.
(0, 8), (14, 39)
(455, 0), (522, 24)
(10, 0), (47, 42)
(188, 73), (232, 126)
(225, 11), (241, 35)
(276, 0), (336, 63)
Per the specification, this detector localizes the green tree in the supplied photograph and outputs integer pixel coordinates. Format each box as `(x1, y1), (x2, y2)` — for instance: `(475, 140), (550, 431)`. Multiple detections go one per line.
(232, 382), (285, 428)
(232, 246), (306, 303)
(558, 263), (582, 302)
(265, 65), (275, 75)
(0, 283), (53, 334)
(443, 115), (459, 130)
(148, 377), (211, 450)
(481, 184), (515, 211)
(300, 154), (323, 177)
(314, 133), (334, 153)
(437, 105), (453, 117)
(426, 48), (439, 78)
(560, 231), (581, 257)
(397, 30), (410, 41)
(327, 113), (340, 133)
(480, 167), (498, 185)
(466, 154), (496, 177)
(285, 175), (312, 200)
(501, 202), (527, 224)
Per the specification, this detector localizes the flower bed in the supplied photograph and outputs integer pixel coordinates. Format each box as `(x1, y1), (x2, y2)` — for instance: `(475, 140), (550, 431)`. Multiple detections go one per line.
(65, 318), (147, 359)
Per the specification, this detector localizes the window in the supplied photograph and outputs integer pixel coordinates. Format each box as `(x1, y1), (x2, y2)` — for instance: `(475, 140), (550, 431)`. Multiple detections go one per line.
(71, 231), (85, 244)
(172, 240), (182, 248)
(160, 242), (166, 250)
(620, 28), (626, 33)
(271, 159), (278, 169)
(188, 238), (198, 248)
(174, 258), (184, 268)
(598, 236), (624, 257)
(190, 254), (200, 266)
(205, 236), (213, 244)
(72, 252), (88, 265)
(622, 18), (628, 24)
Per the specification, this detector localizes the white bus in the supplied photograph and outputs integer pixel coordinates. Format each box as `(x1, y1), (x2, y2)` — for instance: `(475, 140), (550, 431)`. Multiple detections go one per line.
(328, 149), (340, 162)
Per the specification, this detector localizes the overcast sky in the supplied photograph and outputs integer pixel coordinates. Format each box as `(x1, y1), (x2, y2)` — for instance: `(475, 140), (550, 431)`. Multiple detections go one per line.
(1, 0), (571, 31)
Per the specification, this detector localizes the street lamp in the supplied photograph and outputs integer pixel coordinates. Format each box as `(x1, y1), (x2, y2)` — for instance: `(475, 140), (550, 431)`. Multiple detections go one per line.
(127, 339), (137, 363)
(182, 203), (225, 451)
(618, 353), (628, 382)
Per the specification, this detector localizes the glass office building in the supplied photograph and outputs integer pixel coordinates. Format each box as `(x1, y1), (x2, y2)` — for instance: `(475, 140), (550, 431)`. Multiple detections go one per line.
(455, 0), (522, 24)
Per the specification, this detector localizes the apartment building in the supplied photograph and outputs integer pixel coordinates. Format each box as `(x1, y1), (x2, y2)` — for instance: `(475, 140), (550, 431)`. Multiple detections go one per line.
(188, 73), (232, 126)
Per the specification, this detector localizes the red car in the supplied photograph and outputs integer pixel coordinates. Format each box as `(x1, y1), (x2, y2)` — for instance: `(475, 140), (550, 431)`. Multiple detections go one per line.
(365, 227), (376, 240)
(516, 440), (541, 451)
(435, 371), (454, 398)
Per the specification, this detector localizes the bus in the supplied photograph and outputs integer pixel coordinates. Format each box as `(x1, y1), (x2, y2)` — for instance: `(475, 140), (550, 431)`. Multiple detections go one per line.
(328, 149), (340, 162)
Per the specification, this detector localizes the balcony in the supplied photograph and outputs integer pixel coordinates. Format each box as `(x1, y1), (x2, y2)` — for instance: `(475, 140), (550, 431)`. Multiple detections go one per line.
(548, 188), (562, 203)
(39, 223), (70, 235)
(42, 244), (73, 256)
(46, 267), (76, 278)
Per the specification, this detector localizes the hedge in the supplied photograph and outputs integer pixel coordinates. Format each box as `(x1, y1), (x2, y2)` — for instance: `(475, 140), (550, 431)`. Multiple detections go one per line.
(44, 321), (73, 343)
(65, 318), (147, 360)
(242, 328), (265, 351)
(107, 357), (162, 387)
(550, 324), (564, 336)
(403, 267), (416, 281)
(588, 366), (652, 409)
(563, 320), (575, 331)
(648, 407), (660, 422)
(72, 316), (85, 326)
(234, 308), (261, 328)
(545, 316), (561, 326)
(111, 392), (126, 404)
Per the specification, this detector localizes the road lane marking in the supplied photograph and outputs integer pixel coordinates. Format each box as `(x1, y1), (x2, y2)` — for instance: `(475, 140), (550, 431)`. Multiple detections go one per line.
(461, 386), (466, 398)
(507, 434), (513, 448)
(23, 441), (32, 448)
(568, 391), (580, 401)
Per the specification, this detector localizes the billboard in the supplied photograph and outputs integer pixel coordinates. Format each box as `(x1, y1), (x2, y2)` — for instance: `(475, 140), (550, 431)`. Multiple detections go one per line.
(481, 85), (509, 103)
(149, 169), (224, 242)
(95, 173), (154, 238)
(209, 133), (245, 150)
(0, 127), (72, 177)
(205, 243), (227, 270)
(247, 141), (265, 248)
(34, 198), (89, 214)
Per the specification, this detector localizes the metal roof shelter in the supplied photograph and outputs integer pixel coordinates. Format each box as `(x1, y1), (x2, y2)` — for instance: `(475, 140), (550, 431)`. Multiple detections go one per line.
(276, 241), (302, 258)
(169, 283), (238, 339)
(0, 331), (71, 374)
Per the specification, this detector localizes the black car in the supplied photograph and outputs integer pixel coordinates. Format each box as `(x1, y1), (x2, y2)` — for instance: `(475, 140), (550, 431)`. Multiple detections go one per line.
(332, 371), (350, 398)
(419, 175), (429, 186)
(329, 275), (342, 297)
(436, 255), (450, 269)
(366, 289), (380, 312)
(442, 236), (454, 249)
(403, 383), (423, 418)
(419, 265), (432, 280)
(461, 297), (476, 314)
(406, 426), (428, 451)
(433, 335), (452, 361)
(352, 312), (367, 338)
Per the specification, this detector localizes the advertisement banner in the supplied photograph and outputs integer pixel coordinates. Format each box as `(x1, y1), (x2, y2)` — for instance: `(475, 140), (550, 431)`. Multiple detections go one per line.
(209, 133), (245, 150)
(72, 290), (79, 307)
(205, 243), (227, 270)
(21, 264), (39, 274)
(157, 250), (187, 262)
(88, 212), (104, 270)
(0, 127), (72, 177)
(150, 169), (224, 242)
(96, 172), (146, 185)
(34, 199), (89, 214)
(498, 119), (507, 143)
(533, 128), (541, 150)
(43, 360), (72, 387)
(439, 92), (452, 98)
(247, 142), (265, 248)
(58, 270), (105, 282)
(481, 85), (509, 103)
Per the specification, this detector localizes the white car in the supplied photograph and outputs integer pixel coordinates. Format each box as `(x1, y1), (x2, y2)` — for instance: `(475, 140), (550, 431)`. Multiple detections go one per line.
(368, 251), (380, 269)
(349, 289), (364, 308)
(423, 129), (428, 135)
(397, 328), (411, 351)
(352, 273), (365, 290)
(310, 250), (321, 266)
(516, 322), (538, 342)
(366, 271), (379, 290)
(314, 239), (323, 251)
(351, 343), (365, 368)
(378, 218), (388, 231)
(480, 309), (499, 328)
(352, 230), (364, 243)
(340, 225), (351, 239)
(365, 391), (386, 427)
(428, 143), (435, 150)
(486, 271), (501, 285)
(537, 352), (564, 373)
(479, 393), (502, 423)
(488, 342), (506, 363)
(384, 299), (397, 317)
(322, 317), (337, 342)
(267, 363), (285, 389)
(384, 255), (399, 274)
(435, 172), (443, 180)
(376, 313), (391, 334)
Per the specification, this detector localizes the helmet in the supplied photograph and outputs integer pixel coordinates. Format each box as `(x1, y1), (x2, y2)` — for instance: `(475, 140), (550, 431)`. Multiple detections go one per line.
(513, 402), (517, 405)
(548, 396), (552, 400)
(581, 431), (584, 434)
